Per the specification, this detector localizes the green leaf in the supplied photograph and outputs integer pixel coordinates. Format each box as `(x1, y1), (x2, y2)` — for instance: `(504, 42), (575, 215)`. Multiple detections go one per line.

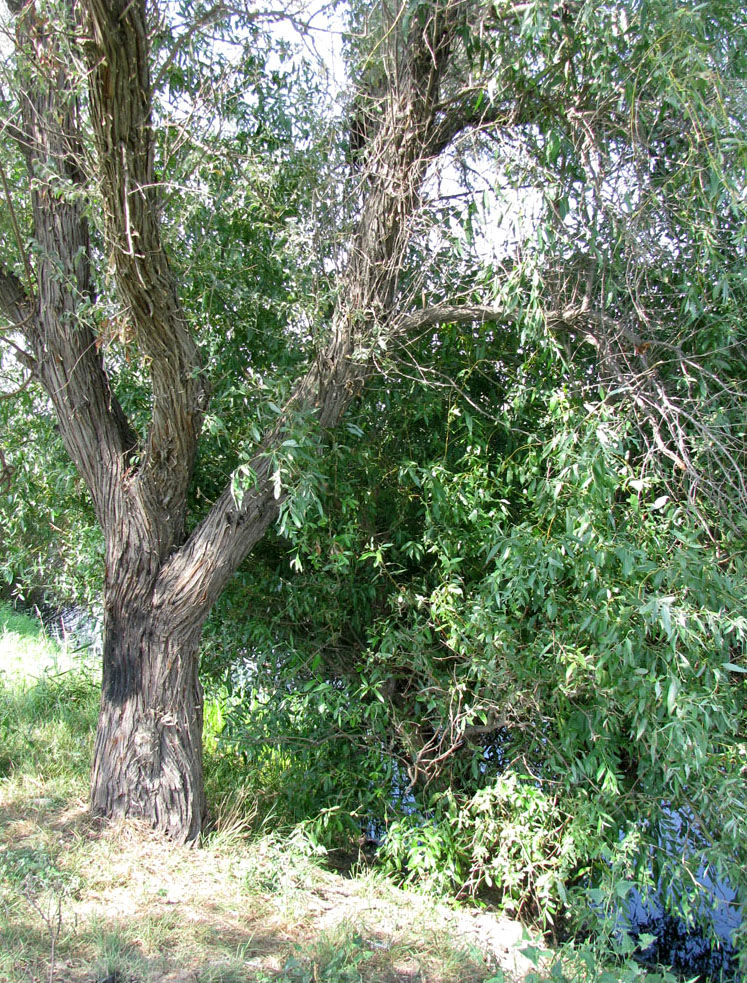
(667, 678), (678, 715)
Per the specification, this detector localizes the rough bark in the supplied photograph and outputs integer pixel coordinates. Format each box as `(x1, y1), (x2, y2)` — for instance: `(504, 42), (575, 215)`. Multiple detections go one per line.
(86, 0), (208, 548)
(0, 0), (486, 842)
(91, 598), (206, 842)
(6, 0), (209, 841)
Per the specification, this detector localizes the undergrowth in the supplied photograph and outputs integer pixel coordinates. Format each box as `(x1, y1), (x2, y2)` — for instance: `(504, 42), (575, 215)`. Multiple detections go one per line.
(0, 602), (716, 983)
(0, 603), (508, 983)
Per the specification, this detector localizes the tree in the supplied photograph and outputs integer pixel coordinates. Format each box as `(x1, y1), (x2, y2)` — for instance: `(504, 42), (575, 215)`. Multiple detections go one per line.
(0, 0), (745, 852)
(0, 0), (508, 841)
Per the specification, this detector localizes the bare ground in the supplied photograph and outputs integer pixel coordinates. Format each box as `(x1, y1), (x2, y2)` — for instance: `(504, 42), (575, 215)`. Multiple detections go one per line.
(0, 791), (541, 983)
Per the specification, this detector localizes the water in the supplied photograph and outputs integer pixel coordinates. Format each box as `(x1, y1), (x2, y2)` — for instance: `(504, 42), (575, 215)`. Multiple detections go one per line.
(630, 897), (741, 981)
(624, 814), (743, 981)
(36, 603), (99, 648)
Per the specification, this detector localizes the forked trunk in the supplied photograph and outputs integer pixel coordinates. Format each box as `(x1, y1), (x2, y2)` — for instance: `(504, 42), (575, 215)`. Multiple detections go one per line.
(90, 596), (207, 843)
(2, 0), (469, 847)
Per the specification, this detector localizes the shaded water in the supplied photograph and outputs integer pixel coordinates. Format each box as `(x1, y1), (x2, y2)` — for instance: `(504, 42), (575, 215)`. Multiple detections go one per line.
(624, 831), (743, 981)
(630, 900), (741, 981)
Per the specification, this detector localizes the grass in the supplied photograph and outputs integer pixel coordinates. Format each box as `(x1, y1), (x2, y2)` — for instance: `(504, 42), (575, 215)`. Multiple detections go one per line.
(0, 607), (98, 805)
(0, 604), (95, 682)
(0, 601), (534, 983)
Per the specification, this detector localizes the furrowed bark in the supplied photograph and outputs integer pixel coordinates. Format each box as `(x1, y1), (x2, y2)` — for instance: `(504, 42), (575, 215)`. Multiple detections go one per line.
(79, 0), (212, 838)
(3, 1), (209, 841)
(85, 0), (208, 549)
(90, 605), (206, 843)
(1, 0), (490, 843)
(12, 5), (136, 530)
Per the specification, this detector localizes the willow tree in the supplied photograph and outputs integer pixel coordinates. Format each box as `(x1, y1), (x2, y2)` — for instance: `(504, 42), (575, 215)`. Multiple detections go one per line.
(0, 0), (744, 845)
(0, 0), (510, 841)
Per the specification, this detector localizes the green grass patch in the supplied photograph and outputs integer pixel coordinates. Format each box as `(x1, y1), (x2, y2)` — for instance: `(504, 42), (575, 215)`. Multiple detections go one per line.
(0, 603), (99, 795)
(0, 604), (64, 681)
(86, 926), (156, 982)
(0, 602), (97, 682)
(0, 667), (99, 787)
(277, 924), (375, 983)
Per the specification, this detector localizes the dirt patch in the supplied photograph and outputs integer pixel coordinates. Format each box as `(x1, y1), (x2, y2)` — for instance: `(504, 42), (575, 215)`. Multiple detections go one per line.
(0, 797), (539, 982)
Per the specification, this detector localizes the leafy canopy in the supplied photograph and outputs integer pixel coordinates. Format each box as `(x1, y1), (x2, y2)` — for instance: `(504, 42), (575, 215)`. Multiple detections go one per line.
(1, 0), (745, 965)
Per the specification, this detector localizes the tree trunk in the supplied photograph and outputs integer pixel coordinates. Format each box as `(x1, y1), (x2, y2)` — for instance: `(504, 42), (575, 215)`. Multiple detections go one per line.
(1, 0), (473, 845)
(90, 587), (207, 843)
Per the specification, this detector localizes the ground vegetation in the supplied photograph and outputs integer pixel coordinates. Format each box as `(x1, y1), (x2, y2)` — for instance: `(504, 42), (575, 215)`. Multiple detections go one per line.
(0, 0), (745, 970)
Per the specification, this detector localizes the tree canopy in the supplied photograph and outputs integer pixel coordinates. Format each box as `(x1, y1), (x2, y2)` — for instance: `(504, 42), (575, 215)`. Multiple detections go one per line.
(1, 0), (746, 966)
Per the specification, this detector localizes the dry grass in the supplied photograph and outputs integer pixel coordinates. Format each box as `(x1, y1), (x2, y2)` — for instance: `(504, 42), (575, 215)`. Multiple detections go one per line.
(0, 790), (537, 983)
(0, 609), (538, 983)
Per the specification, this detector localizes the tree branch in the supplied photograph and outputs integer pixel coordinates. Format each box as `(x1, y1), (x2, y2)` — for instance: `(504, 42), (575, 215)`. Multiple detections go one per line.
(11, 1), (139, 534)
(157, 0), (470, 614)
(85, 0), (209, 546)
(0, 266), (36, 370)
(395, 302), (507, 333)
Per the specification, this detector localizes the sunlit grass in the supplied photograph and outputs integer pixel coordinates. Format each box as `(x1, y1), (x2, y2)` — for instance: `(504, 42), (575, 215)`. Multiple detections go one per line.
(0, 612), (98, 800)
(0, 604), (64, 680)
(0, 602), (99, 682)
(0, 601), (528, 982)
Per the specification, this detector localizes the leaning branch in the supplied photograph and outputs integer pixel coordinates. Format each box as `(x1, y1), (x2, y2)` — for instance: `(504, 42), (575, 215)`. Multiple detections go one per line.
(157, 0), (469, 613)
(395, 303), (506, 333)
(86, 0), (208, 543)
(10, 1), (140, 530)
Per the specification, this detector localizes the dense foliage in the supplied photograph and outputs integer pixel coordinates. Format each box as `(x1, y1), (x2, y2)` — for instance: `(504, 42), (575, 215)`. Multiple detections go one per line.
(1, 0), (745, 971)
(202, 321), (747, 948)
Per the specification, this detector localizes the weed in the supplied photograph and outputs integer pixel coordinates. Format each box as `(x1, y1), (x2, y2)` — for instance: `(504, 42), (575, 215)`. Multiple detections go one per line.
(279, 925), (373, 983)
(197, 959), (248, 983)
(88, 927), (150, 983)
(0, 846), (80, 983)
(240, 829), (328, 897)
(202, 783), (259, 850)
